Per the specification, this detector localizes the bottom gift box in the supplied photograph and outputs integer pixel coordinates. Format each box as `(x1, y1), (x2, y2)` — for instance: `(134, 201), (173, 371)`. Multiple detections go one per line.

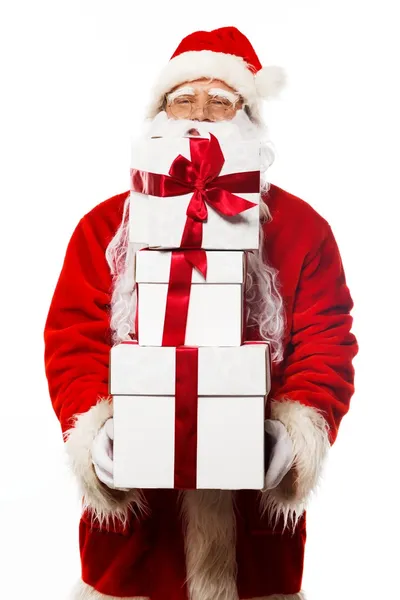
(109, 342), (271, 490)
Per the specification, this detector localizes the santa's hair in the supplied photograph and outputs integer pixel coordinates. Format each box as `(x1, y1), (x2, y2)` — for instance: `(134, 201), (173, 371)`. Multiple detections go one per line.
(105, 196), (138, 343)
(245, 205), (285, 362)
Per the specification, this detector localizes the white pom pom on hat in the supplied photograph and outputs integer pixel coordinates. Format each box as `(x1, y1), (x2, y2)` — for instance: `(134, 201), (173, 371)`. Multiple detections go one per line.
(146, 26), (286, 123)
(255, 65), (287, 100)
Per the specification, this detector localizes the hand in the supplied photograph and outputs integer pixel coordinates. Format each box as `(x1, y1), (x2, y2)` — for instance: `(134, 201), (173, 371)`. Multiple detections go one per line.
(264, 420), (295, 490)
(91, 418), (128, 491)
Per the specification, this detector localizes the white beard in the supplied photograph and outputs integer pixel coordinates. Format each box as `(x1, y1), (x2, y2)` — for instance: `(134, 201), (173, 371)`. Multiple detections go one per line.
(142, 109), (275, 175)
(106, 110), (285, 363)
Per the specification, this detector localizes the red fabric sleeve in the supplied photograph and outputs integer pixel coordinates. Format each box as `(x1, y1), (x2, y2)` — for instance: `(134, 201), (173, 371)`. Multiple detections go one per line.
(44, 211), (114, 434)
(274, 225), (358, 444)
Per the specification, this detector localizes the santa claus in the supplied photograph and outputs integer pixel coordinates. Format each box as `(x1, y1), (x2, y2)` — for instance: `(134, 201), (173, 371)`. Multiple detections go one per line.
(44, 26), (358, 600)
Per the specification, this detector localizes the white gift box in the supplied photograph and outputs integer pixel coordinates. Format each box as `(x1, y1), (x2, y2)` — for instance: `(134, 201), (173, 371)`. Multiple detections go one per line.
(129, 136), (261, 250)
(136, 249), (244, 347)
(110, 342), (271, 490)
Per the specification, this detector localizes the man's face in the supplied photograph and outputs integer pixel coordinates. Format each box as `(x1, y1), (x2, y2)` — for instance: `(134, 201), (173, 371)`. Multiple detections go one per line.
(165, 78), (243, 123)
(145, 78), (264, 146)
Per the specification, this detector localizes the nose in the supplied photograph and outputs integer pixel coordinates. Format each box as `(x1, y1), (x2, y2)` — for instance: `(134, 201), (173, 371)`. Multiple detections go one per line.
(191, 103), (211, 122)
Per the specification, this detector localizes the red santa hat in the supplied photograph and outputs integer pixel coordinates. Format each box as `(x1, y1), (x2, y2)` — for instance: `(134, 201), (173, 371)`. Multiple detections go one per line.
(146, 26), (286, 122)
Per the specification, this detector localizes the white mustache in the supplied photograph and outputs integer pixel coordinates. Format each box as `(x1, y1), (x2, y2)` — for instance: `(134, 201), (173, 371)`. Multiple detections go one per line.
(140, 110), (275, 172)
(144, 109), (258, 140)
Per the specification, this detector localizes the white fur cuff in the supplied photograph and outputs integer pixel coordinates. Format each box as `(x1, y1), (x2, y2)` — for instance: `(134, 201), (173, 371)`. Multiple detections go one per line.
(64, 398), (146, 528)
(261, 399), (330, 530)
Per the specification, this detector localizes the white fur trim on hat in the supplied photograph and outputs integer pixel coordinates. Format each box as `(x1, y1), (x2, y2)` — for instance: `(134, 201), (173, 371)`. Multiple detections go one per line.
(146, 50), (286, 122)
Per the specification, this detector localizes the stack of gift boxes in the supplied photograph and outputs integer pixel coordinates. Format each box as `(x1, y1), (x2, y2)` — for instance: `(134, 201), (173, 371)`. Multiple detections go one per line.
(109, 133), (271, 491)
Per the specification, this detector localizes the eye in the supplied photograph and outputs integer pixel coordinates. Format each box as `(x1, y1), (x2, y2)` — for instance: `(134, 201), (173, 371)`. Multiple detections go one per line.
(174, 97), (192, 105)
(209, 97), (231, 107)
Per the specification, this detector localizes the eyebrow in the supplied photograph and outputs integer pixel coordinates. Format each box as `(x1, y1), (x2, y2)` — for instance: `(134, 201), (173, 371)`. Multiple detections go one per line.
(207, 88), (239, 102)
(167, 86), (239, 103)
(167, 87), (195, 102)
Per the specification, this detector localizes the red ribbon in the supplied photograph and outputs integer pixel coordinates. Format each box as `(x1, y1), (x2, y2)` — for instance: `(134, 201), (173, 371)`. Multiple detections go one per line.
(130, 134), (260, 248)
(174, 346), (198, 489)
(132, 135), (259, 346)
(162, 250), (207, 347)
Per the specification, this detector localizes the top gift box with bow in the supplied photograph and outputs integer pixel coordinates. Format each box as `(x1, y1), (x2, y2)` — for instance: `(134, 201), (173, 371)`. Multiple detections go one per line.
(129, 134), (261, 250)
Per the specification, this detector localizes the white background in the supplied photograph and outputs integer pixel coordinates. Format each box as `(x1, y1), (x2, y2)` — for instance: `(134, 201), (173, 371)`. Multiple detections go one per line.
(1, 1), (399, 598)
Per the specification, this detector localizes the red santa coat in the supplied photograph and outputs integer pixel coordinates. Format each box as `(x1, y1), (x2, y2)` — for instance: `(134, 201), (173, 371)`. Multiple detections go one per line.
(44, 184), (358, 600)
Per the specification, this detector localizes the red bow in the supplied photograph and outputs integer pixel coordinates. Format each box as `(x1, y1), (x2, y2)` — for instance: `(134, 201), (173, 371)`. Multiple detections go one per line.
(130, 134), (260, 249)
(132, 135), (259, 346)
